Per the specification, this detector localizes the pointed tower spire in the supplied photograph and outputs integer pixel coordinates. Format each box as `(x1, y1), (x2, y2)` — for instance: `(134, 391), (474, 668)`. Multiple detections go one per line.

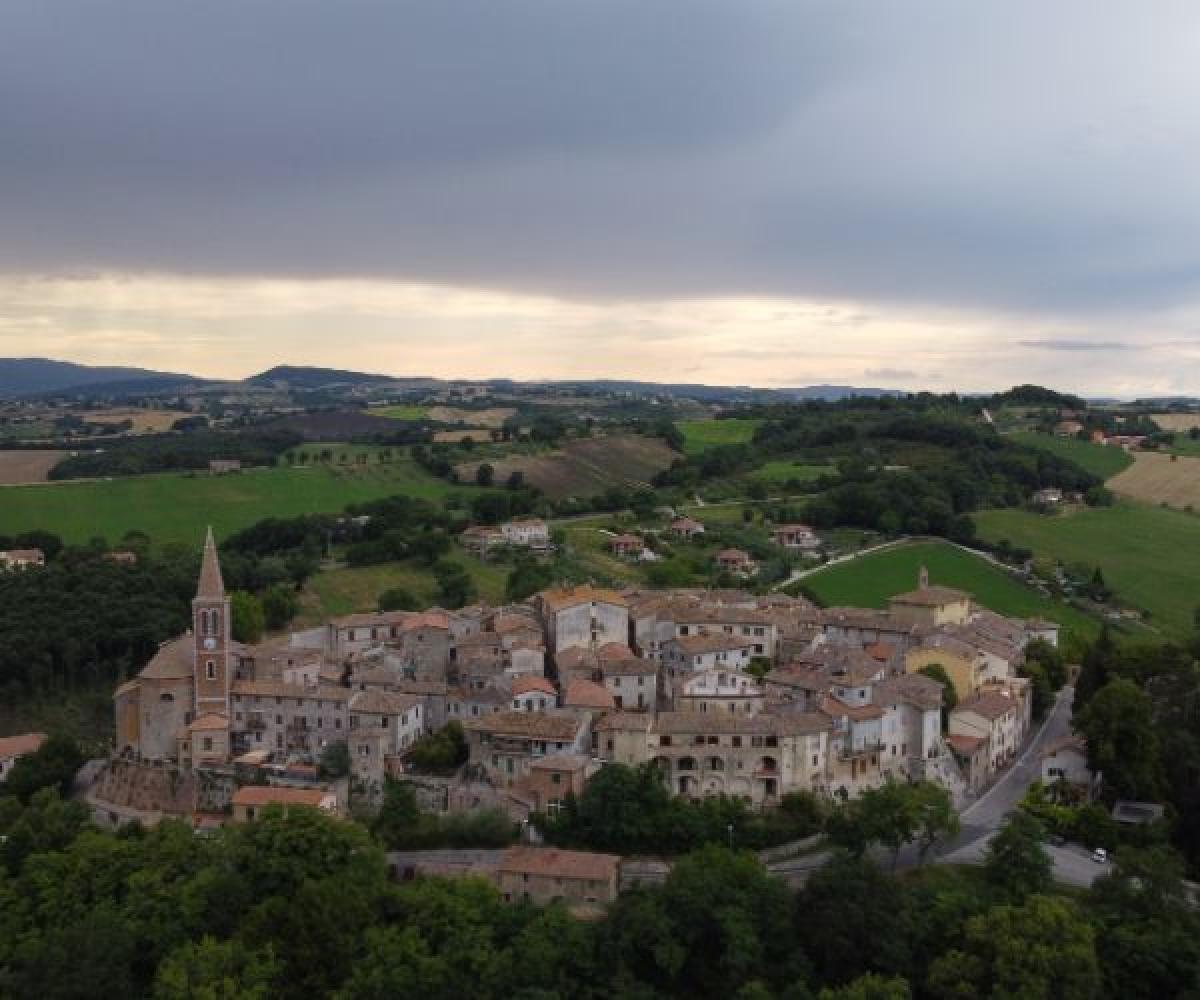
(196, 526), (225, 598)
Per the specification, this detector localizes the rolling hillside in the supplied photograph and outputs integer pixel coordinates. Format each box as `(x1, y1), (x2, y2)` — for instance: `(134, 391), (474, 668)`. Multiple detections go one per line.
(974, 501), (1200, 638)
(798, 539), (1098, 642)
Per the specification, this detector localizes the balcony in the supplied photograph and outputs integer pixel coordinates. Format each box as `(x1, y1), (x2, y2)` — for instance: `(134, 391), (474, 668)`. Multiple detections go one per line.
(838, 741), (884, 761)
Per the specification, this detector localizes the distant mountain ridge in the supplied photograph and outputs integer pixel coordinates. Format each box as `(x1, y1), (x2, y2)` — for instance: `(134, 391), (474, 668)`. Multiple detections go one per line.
(0, 358), (902, 401)
(0, 358), (199, 397)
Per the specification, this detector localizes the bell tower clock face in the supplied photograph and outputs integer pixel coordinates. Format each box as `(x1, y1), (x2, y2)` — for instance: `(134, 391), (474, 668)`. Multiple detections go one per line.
(203, 637), (217, 651)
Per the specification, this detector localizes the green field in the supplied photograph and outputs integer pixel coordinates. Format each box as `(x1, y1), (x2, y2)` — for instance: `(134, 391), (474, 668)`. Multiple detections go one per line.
(559, 518), (647, 585)
(0, 459), (466, 547)
(800, 540), (1098, 641)
(372, 404), (428, 420)
(752, 460), (831, 486)
(1010, 431), (1133, 480)
(297, 556), (508, 624)
(975, 501), (1200, 639)
(677, 418), (763, 456)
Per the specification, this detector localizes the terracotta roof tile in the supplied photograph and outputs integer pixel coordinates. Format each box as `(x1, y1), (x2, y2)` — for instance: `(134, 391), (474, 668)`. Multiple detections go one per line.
(498, 847), (619, 881)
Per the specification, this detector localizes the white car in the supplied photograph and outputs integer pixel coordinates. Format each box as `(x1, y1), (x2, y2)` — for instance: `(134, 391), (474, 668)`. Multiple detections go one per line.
(1091, 847), (1108, 864)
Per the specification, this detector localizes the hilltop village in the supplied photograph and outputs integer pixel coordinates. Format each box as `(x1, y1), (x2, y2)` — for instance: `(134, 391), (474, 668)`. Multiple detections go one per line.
(90, 527), (1054, 828)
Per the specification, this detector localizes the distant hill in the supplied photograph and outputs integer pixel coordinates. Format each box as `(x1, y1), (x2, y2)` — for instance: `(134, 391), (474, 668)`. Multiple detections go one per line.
(246, 365), (411, 390)
(0, 358), (198, 397)
(525, 379), (904, 402)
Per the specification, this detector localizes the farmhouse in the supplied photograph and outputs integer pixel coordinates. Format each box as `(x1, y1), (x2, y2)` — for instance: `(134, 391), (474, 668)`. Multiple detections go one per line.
(715, 548), (757, 577)
(669, 516), (705, 539)
(494, 847), (620, 909)
(0, 548), (44, 570)
(772, 524), (821, 551)
(1040, 735), (1099, 801)
(0, 732), (46, 780)
(608, 533), (645, 559)
(501, 518), (551, 552)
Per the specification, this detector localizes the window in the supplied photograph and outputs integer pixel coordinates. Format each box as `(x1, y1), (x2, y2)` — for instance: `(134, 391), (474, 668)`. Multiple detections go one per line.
(359, 744), (370, 757)
(551, 772), (561, 784)
(731, 736), (742, 748)
(275, 714), (283, 725)
(202, 737), (213, 752)
(205, 660), (217, 681)
(660, 735), (672, 747)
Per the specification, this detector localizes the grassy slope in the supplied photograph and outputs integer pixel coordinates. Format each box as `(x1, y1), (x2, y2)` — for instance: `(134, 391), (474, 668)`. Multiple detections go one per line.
(296, 554), (508, 625)
(371, 405), (428, 420)
(678, 418), (763, 456)
(0, 458), (466, 547)
(1009, 431), (1133, 480)
(751, 460), (830, 485)
(974, 501), (1200, 639)
(801, 540), (1098, 641)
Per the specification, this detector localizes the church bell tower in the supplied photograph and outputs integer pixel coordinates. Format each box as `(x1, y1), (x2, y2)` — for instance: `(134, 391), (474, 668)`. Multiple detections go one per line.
(193, 526), (231, 717)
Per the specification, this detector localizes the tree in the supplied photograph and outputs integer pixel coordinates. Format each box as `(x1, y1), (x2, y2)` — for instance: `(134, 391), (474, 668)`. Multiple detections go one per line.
(260, 583), (298, 630)
(504, 556), (555, 602)
(317, 741), (350, 780)
(153, 937), (279, 1000)
(927, 895), (1101, 1000)
(1075, 678), (1162, 801)
(911, 782), (960, 863)
(406, 722), (467, 774)
(432, 560), (476, 609)
(475, 463), (495, 487)
(800, 853), (914, 986)
(378, 586), (419, 612)
(819, 974), (912, 1000)
(826, 782), (952, 869)
(370, 779), (424, 848)
(918, 663), (957, 725)
(641, 846), (801, 998)
(1, 733), (85, 803)
(230, 590), (265, 643)
(1073, 626), (1115, 712)
(984, 811), (1052, 902)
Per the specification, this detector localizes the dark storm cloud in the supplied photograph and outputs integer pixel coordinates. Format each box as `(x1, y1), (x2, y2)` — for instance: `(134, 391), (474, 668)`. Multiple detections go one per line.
(2, 0), (1200, 319)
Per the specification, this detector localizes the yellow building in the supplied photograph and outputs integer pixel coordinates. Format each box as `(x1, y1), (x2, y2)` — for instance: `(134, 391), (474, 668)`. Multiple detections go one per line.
(887, 567), (971, 628)
(904, 634), (987, 702)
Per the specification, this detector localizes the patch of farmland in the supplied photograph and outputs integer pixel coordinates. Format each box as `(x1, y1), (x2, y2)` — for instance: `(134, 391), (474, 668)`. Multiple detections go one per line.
(427, 406), (516, 429)
(433, 428), (492, 443)
(0, 450), (69, 484)
(1152, 413), (1200, 432)
(799, 540), (1098, 642)
(456, 434), (676, 499)
(677, 418), (763, 456)
(1009, 431), (1133, 480)
(1109, 451), (1200, 508)
(76, 408), (183, 433)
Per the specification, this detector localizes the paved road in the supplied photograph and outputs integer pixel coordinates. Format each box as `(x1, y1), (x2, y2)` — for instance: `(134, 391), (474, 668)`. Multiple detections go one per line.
(770, 537), (913, 592)
(771, 686), (1092, 887)
(958, 684), (1075, 833)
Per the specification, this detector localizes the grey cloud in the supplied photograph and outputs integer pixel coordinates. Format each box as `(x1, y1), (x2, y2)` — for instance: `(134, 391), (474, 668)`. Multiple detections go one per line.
(1018, 339), (1136, 351)
(2, 0), (1200, 334)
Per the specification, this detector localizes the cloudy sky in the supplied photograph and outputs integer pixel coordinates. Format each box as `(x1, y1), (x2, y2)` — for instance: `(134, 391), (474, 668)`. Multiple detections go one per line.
(3, 1), (1200, 394)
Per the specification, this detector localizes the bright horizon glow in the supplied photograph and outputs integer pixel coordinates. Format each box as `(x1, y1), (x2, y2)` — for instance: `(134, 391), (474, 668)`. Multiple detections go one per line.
(3, 271), (1198, 398)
